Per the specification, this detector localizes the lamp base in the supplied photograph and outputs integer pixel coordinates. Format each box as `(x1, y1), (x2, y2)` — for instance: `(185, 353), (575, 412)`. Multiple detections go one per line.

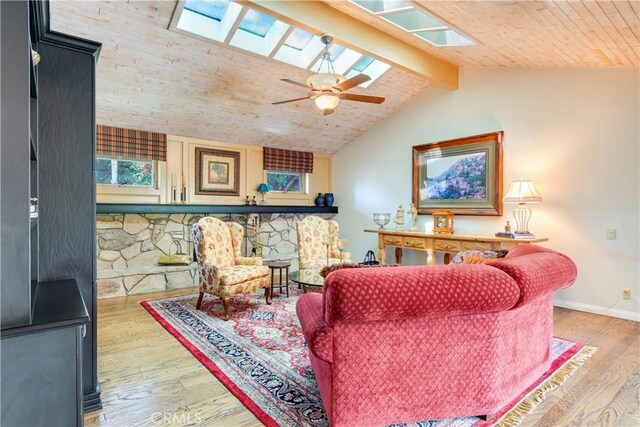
(512, 203), (532, 234)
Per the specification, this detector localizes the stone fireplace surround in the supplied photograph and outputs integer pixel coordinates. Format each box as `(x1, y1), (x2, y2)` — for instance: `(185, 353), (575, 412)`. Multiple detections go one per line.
(96, 205), (337, 298)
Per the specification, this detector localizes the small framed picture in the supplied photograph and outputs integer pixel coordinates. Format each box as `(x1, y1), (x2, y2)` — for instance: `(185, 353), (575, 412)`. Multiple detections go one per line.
(195, 147), (240, 196)
(433, 211), (454, 234)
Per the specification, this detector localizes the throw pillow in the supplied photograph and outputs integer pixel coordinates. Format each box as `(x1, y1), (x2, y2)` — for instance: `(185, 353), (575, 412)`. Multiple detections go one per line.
(463, 255), (505, 265)
(450, 249), (508, 264)
(319, 262), (388, 278)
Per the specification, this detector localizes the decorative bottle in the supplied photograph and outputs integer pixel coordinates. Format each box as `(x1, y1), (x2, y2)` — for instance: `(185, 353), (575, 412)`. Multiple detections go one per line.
(314, 193), (325, 207)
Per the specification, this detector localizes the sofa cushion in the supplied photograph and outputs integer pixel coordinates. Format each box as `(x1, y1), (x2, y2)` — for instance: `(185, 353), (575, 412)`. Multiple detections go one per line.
(218, 265), (269, 287)
(490, 245), (577, 308)
(323, 265), (520, 325)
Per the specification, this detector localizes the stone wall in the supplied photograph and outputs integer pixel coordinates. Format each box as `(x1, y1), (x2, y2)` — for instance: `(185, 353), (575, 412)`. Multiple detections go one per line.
(96, 212), (335, 298)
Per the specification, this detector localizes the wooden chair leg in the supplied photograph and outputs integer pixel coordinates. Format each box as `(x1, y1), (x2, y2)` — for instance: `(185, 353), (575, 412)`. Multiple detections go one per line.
(195, 292), (204, 310)
(221, 297), (231, 321)
(265, 284), (272, 305)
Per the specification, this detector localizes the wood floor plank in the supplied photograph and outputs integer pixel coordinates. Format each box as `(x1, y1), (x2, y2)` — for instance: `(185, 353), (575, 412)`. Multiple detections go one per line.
(85, 290), (639, 426)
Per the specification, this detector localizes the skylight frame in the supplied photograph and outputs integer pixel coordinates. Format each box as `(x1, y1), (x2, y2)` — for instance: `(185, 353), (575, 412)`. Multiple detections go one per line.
(229, 11), (289, 57)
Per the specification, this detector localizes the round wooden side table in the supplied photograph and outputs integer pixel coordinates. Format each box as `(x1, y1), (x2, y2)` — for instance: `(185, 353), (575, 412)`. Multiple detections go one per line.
(264, 261), (291, 298)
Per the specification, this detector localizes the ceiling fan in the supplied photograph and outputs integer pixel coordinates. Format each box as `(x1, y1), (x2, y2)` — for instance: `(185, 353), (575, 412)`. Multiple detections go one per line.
(272, 34), (386, 115)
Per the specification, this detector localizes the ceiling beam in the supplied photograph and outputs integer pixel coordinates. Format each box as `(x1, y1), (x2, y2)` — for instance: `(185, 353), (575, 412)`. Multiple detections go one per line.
(238, 0), (459, 90)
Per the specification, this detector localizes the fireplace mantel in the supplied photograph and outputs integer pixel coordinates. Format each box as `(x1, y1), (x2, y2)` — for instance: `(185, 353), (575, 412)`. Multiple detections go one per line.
(96, 203), (338, 215)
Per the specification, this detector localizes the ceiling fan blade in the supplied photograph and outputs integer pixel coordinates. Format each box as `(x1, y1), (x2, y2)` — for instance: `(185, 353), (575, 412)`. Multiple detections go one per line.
(280, 78), (310, 89)
(333, 74), (371, 91)
(271, 96), (310, 105)
(339, 93), (386, 104)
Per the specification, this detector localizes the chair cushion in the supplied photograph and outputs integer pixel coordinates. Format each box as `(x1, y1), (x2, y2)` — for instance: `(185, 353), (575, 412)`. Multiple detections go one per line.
(219, 265), (269, 287)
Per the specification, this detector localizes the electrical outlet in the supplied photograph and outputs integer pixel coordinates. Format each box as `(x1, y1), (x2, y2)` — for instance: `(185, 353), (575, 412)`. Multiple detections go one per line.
(606, 229), (617, 240)
(622, 289), (631, 300)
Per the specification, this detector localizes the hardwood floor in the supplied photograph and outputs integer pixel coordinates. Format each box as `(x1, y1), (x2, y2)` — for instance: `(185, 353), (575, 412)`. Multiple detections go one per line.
(85, 288), (639, 426)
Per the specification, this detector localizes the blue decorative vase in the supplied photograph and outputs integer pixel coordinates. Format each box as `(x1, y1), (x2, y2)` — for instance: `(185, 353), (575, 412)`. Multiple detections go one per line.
(324, 192), (334, 207)
(314, 193), (325, 206)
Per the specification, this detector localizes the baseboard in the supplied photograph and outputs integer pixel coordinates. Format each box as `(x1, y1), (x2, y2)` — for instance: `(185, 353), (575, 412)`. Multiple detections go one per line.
(554, 299), (639, 322)
(83, 385), (102, 412)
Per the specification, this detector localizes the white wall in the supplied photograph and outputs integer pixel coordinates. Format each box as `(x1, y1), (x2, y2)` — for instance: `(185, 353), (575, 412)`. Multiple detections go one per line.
(333, 68), (639, 321)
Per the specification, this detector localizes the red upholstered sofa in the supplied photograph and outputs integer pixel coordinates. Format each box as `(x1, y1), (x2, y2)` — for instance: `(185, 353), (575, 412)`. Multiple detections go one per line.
(296, 245), (577, 426)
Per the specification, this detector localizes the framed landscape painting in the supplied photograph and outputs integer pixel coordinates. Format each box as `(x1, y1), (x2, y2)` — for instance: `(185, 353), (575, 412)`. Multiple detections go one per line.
(195, 147), (240, 196)
(412, 132), (503, 216)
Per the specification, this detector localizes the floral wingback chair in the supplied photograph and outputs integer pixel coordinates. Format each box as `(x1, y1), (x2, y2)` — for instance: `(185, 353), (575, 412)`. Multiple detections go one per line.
(192, 217), (271, 320)
(297, 216), (351, 269)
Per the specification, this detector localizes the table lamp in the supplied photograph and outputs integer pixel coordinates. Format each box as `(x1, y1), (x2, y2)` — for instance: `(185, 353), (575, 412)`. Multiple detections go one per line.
(503, 179), (543, 236)
(257, 183), (269, 205)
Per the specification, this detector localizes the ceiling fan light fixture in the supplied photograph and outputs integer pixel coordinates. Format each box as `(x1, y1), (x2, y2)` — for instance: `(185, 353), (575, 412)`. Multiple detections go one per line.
(306, 72), (345, 90)
(315, 94), (340, 111)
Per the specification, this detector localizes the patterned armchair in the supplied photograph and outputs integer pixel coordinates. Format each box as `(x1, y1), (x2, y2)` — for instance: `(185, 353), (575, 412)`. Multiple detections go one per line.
(192, 217), (271, 320)
(297, 216), (351, 269)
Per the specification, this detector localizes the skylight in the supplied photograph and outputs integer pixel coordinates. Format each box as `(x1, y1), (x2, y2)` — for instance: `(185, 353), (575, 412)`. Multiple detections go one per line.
(284, 28), (314, 51)
(238, 9), (275, 37)
(346, 57), (390, 88)
(350, 0), (411, 14)
(382, 10), (445, 32)
(416, 30), (474, 47)
(347, 0), (475, 47)
(184, 0), (230, 22)
(352, 56), (375, 72)
(171, 1), (392, 87)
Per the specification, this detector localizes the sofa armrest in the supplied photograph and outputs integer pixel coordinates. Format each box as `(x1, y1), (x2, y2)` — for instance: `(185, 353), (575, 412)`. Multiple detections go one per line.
(323, 265), (520, 324)
(490, 245), (577, 308)
(236, 256), (263, 266)
(296, 293), (333, 363)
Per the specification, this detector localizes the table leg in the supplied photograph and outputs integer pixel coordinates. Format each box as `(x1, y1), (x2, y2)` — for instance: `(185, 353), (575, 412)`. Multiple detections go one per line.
(285, 267), (289, 298)
(426, 249), (435, 266)
(395, 247), (403, 265)
(278, 268), (283, 296)
(271, 269), (275, 296)
(378, 235), (386, 265)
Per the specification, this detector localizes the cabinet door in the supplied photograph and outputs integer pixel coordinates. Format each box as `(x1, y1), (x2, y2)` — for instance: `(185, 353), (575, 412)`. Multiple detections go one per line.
(1, 327), (82, 426)
(0, 0), (31, 329)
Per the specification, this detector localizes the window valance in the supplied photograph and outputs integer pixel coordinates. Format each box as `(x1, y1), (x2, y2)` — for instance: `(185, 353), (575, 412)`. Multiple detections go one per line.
(97, 125), (167, 161)
(263, 147), (313, 174)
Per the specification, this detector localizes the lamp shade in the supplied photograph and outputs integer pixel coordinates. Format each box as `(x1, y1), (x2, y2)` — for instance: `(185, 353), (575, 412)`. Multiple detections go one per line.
(257, 183), (269, 193)
(503, 180), (543, 203)
(314, 94), (340, 111)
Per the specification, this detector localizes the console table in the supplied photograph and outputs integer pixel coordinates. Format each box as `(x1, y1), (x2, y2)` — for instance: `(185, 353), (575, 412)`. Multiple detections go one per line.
(364, 229), (548, 265)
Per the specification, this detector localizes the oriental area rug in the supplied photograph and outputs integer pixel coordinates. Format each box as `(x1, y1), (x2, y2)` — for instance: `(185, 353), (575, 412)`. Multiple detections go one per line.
(141, 290), (596, 427)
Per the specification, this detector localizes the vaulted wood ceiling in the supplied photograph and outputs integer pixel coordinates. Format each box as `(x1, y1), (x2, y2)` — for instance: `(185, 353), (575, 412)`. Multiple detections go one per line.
(327, 0), (639, 67)
(49, 1), (638, 154)
(49, 0), (430, 154)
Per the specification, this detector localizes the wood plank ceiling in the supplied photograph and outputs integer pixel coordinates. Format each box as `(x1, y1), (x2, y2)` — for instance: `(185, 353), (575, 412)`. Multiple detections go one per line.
(48, 0), (430, 154)
(327, 0), (640, 67)
(49, 1), (638, 154)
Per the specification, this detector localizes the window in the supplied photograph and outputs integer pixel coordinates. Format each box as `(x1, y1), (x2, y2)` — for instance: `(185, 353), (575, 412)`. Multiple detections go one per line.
(266, 171), (302, 193)
(96, 158), (155, 187)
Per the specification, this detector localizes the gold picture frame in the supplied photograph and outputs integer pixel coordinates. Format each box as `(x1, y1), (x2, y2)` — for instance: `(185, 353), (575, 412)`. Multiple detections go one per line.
(412, 132), (504, 216)
(195, 147), (240, 196)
